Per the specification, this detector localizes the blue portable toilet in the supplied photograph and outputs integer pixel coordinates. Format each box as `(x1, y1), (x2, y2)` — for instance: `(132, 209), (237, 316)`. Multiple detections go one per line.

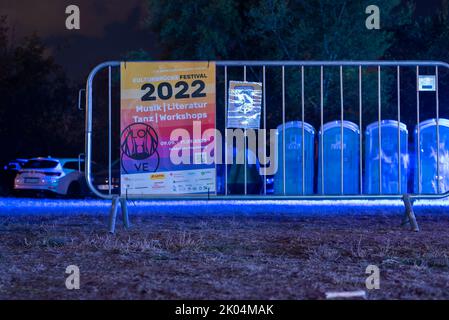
(274, 121), (315, 195)
(414, 118), (449, 194)
(318, 121), (360, 195)
(227, 146), (263, 195)
(365, 120), (408, 194)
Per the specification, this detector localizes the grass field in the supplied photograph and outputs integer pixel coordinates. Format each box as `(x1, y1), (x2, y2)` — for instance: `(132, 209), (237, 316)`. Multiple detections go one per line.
(1, 207), (449, 299)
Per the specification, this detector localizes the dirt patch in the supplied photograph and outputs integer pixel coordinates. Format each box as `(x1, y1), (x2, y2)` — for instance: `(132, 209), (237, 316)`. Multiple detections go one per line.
(0, 214), (448, 299)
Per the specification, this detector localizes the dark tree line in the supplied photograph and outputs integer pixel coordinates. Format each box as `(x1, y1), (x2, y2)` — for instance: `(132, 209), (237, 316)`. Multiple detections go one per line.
(144, 0), (449, 129)
(0, 16), (83, 165)
(3, 1), (449, 165)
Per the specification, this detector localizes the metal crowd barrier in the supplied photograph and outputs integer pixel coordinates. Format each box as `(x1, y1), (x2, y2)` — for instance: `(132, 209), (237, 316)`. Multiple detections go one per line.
(84, 61), (449, 232)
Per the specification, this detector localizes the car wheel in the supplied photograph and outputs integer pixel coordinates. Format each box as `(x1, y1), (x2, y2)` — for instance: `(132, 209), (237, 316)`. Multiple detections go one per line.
(67, 182), (81, 199)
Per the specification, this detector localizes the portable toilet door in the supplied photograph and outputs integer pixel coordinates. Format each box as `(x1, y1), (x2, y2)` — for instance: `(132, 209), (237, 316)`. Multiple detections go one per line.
(227, 146), (263, 195)
(365, 120), (408, 194)
(274, 121), (315, 195)
(318, 121), (360, 195)
(414, 118), (449, 194)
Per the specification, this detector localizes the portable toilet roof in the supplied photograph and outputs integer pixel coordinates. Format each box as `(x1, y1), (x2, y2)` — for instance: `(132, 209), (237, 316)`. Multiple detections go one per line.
(414, 118), (449, 132)
(320, 120), (360, 134)
(276, 121), (315, 134)
(366, 120), (408, 133)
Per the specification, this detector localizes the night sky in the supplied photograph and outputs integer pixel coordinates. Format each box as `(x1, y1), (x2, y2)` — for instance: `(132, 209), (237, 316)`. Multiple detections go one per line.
(0, 0), (158, 83)
(0, 0), (443, 84)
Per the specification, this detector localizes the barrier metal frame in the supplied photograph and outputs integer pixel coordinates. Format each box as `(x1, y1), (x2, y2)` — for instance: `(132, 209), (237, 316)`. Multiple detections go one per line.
(84, 61), (449, 233)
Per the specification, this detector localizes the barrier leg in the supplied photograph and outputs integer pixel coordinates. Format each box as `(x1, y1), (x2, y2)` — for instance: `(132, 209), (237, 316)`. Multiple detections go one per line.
(109, 196), (120, 234)
(402, 194), (419, 232)
(119, 197), (130, 229)
(401, 214), (410, 227)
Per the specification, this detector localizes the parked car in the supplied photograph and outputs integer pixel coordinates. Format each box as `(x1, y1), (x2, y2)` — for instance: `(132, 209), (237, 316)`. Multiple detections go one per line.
(14, 157), (88, 197)
(0, 158), (28, 195)
(91, 159), (120, 194)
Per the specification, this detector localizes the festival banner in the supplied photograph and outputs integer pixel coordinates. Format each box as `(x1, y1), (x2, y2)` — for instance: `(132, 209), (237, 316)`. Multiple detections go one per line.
(120, 62), (216, 196)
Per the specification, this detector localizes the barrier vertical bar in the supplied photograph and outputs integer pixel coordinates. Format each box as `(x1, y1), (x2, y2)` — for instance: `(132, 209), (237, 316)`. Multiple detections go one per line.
(282, 65), (286, 195)
(436, 66), (441, 194)
(320, 66), (324, 194)
(224, 66), (228, 195)
(417, 66), (421, 194)
(214, 67), (218, 197)
(301, 66), (305, 195)
(397, 66), (402, 194)
(359, 66), (363, 194)
(244, 65), (247, 195)
(108, 66), (112, 195)
(263, 66), (267, 195)
(378, 66), (382, 194)
(340, 66), (344, 195)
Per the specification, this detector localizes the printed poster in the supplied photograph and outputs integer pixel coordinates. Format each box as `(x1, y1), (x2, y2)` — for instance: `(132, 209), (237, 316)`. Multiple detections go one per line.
(227, 81), (262, 129)
(120, 62), (216, 196)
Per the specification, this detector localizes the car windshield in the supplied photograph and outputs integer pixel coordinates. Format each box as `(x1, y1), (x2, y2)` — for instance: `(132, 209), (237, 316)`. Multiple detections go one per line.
(23, 160), (59, 169)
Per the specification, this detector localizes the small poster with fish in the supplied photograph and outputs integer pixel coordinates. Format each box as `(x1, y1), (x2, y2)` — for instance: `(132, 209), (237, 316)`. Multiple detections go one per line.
(227, 81), (262, 129)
